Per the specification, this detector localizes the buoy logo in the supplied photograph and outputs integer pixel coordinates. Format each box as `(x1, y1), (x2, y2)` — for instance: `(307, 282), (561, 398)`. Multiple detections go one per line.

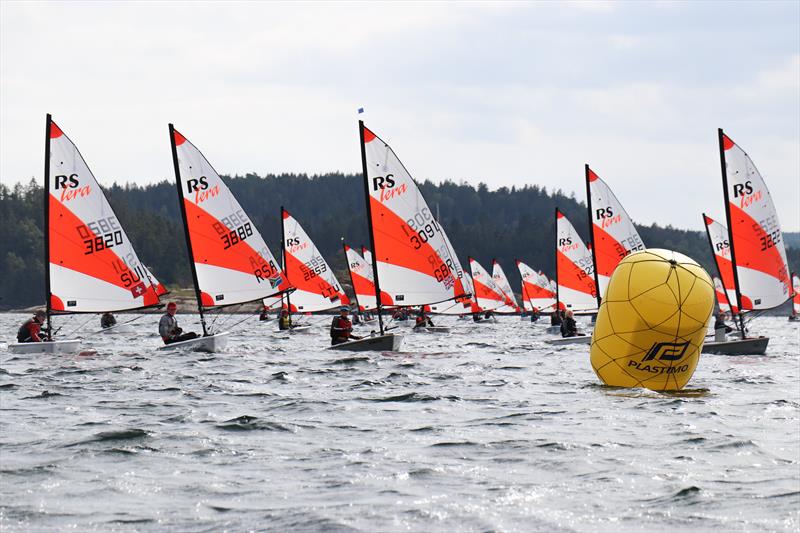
(642, 341), (689, 362)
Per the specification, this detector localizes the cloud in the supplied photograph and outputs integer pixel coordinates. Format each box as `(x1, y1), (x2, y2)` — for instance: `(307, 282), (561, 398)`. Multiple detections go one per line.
(1, 1), (797, 232)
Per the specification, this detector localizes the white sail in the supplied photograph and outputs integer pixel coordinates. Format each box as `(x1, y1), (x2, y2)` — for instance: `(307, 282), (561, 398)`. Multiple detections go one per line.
(703, 214), (739, 315)
(46, 117), (161, 313)
(556, 209), (597, 311)
(281, 209), (344, 313)
(344, 244), (381, 311)
(714, 277), (732, 314)
(586, 166), (645, 298)
(171, 126), (291, 308)
(492, 260), (520, 313)
(361, 123), (467, 307)
(362, 246), (373, 269)
(720, 129), (791, 310)
(517, 261), (557, 311)
(469, 257), (507, 311)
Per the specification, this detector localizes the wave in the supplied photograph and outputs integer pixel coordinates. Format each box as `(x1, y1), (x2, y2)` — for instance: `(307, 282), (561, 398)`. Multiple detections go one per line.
(215, 415), (293, 432)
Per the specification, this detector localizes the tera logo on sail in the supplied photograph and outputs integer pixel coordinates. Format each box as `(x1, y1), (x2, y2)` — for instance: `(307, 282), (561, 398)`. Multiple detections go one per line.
(372, 174), (407, 202)
(732, 180), (763, 209)
(186, 176), (219, 204)
(54, 174), (91, 202)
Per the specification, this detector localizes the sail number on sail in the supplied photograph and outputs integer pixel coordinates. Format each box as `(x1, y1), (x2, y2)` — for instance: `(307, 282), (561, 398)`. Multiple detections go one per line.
(77, 216), (123, 254)
(212, 209), (253, 250)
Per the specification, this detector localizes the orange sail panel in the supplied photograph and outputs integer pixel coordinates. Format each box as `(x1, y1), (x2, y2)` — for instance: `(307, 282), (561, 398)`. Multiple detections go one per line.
(47, 118), (160, 312)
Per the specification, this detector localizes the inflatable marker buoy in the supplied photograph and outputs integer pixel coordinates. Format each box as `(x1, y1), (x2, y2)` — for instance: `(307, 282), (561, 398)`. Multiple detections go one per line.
(590, 249), (714, 391)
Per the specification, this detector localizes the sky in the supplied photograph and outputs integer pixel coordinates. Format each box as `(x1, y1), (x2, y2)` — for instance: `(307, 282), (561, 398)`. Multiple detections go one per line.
(1, 1), (798, 231)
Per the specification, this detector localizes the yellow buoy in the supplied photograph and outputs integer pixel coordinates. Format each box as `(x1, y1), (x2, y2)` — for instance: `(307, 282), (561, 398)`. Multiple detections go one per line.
(590, 249), (714, 391)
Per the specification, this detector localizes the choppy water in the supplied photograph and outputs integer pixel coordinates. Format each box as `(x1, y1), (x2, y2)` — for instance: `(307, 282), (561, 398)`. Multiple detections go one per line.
(1, 313), (798, 532)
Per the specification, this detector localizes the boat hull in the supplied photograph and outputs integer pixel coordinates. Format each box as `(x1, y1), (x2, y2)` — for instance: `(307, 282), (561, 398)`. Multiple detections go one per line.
(546, 335), (591, 345)
(8, 339), (82, 355)
(701, 336), (769, 356)
(157, 332), (230, 353)
(329, 333), (404, 352)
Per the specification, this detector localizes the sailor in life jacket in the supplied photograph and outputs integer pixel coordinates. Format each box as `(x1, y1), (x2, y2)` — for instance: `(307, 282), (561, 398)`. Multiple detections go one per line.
(414, 307), (434, 329)
(330, 306), (362, 345)
(17, 309), (48, 343)
(158, 302), (199, 344)
(101, 312), (117, 329)
(278, 309), (293, 331)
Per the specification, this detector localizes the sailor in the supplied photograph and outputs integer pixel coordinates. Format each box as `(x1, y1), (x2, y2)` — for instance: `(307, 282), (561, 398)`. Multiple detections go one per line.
(259, 306), (270, 321)
(330, 306), (362, 345)
(159, 302), (199, 345)
(713, 312), (733, 341)
(531, 307), (540, 322)
(414, 307), (434, 329)
(16, 309), (48, 343)
(279, 309), (293, 331)
(561, 309), (578, 338)
(101, 312), (117, 329)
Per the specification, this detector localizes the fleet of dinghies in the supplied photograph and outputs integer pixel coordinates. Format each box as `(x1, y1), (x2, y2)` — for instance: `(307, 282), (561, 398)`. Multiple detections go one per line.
(9, 116), (796, 356)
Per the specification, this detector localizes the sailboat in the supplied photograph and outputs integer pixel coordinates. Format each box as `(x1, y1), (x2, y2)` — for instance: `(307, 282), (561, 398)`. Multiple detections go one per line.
(273, 207), (349, 333)
(701, 129), (791, 355)
(332, 122), (468, 351)
(585, 165), (645, 304)
(164, 125), (292, 352)
(548, 208), (597, 345)
(10, 115), (163, 354)
(790, 273), (800, 321)
(516, 260), (557, 313)
(491, 260), (521, 313)
(469, 257), (508, 317)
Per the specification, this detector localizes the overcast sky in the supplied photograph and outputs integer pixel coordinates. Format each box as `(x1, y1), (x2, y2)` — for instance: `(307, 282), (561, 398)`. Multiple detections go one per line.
(2, 1), (798, 231)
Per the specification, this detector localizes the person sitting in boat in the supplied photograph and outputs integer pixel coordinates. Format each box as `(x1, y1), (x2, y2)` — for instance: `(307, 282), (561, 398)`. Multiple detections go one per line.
(330, 306), (362, 345)
(484, 310), (494, 320)
(530, 307), (540, 322)
(259, 306), (271, 321)
(352, 311), (361, 325)
(16, 310), (48, 343)
(101, 312), (117, 329)
(279, 309), (293, 331)
(560, 310), (579, 338)
(414, 307), (435, 329)
(159, 302), (199, 345)
(713, 312), (733, 333)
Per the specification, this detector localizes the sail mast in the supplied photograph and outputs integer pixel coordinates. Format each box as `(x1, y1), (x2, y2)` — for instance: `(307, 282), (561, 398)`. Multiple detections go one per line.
(359, 120), (384, 335)
(43, 114), (53, 337)
(168, 123), (207, 336)
(585, 164), (601, 307)
(280, 206), (292, 317)
(717, 128), (745, 335)
(554, 207), (560, 311)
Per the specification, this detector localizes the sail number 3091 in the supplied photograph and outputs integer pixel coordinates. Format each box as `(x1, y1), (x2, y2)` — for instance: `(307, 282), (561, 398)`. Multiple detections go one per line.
(401, 208), (440, 250)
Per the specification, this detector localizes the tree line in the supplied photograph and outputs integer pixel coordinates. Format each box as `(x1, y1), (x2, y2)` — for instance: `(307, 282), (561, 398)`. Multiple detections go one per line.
(1, 174), (797, 310)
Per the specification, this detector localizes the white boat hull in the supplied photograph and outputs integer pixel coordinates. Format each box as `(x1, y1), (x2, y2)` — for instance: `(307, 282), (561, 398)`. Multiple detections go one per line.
(329, 333), (404, 352)
(8, 339), (82, 355)
(157, 332), (230, 353)
(545, 335), (591, 345)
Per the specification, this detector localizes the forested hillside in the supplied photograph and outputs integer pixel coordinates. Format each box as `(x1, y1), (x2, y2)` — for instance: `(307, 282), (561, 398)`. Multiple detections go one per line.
(1, 174), (798, 310)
